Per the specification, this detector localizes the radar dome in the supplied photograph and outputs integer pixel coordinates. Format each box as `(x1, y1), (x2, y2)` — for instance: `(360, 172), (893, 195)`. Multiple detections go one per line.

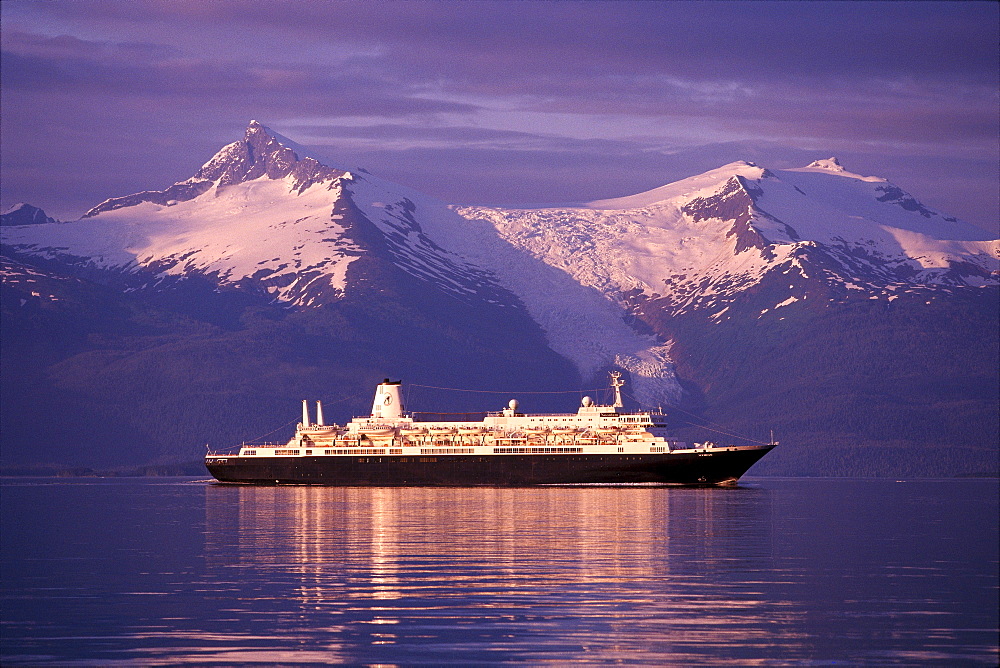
(581, 396), (593, 407)
(508, 399), (519, 411)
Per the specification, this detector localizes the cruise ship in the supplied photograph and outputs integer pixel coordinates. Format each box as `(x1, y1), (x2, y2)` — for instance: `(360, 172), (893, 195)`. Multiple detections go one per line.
(205, 374), (777, 485)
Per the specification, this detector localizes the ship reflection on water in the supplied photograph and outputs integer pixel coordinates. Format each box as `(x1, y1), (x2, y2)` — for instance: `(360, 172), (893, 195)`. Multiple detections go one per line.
(198, 481), (997, 665)
(2, 478), (995, 665)
(203, 485), (798, 663)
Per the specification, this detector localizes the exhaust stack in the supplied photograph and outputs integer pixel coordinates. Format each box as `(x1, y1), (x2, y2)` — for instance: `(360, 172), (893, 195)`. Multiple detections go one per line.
(301, 399), (310, 427)
(371, 379), (404, 419)
(316, 400), (325, 426)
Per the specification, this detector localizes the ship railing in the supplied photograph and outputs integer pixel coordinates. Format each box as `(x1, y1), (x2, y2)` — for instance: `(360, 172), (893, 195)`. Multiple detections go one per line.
(206, 444), (242, 456)
(206, 442), (287, 456)
(485, 411), (580, 417)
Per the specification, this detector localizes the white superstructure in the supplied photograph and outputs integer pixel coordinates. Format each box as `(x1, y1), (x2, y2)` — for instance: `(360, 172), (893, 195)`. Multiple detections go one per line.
(230, 377), (749, 460)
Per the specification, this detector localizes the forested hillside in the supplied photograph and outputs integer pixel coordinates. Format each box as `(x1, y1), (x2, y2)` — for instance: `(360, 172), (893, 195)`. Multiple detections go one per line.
(648, 280), (999, 477)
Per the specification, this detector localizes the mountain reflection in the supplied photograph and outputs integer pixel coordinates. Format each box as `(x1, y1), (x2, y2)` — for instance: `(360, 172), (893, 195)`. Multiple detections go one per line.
(204, 485), (784, 663)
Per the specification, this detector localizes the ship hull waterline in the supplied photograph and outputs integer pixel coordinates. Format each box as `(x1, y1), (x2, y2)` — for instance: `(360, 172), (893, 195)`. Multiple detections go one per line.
(205, 447), (774, 486)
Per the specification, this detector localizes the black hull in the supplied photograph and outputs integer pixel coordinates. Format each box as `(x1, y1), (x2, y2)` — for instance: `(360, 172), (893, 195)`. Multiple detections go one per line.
(205, 447), (774, 486)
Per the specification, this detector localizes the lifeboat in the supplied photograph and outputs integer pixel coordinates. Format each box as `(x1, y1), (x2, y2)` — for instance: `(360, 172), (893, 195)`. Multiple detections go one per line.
(362, 424), (393, 432)
(358, 424), (394, 438)
(301, 425), (338, 435)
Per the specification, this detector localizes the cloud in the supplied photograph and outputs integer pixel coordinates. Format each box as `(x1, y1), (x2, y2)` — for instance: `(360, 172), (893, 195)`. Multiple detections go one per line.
(1, 30), (472, 117)
(1, 1), (996, 231)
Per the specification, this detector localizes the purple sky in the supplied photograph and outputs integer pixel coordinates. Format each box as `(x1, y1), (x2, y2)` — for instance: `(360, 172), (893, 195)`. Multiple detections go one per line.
(2, 1), (998, 233)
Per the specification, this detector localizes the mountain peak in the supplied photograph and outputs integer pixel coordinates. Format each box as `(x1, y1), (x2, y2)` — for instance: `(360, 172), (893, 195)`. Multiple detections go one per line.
(806, 157), (844, 171)
(585, 160), (771, 210)
(243, 119), (278, 144)
(1, 202), (57, 226)
(194, 121), (346, 191)
(84, 122), (351, 217)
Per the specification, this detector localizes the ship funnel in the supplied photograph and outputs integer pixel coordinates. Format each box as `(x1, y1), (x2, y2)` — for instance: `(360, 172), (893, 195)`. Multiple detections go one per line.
(316, 400), (324, 426)
(371, 379), (404, 419)
(301, 399), (310, 427)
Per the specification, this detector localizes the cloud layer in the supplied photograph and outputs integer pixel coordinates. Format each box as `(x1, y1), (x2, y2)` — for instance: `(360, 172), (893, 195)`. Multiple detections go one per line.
(2, 1), (997, 231)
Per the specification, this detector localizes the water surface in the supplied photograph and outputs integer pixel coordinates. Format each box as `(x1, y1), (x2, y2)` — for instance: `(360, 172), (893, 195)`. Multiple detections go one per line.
(2, 478), (997, 664)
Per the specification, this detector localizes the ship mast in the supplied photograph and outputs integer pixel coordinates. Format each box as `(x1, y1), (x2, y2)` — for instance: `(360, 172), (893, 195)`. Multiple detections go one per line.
(609, 371), (625, 408)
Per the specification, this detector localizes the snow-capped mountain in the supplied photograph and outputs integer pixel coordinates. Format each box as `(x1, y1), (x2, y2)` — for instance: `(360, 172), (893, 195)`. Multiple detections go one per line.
(1, 121), (684, 406)
(454, 158), (998, 326)
(3, 121), (997, 476)
(1, 121), (505, 309)
(4, 122), (996, 363)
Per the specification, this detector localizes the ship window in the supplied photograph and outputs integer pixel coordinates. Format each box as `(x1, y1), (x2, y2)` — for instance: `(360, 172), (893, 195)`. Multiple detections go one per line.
(305, 449), (312, 455)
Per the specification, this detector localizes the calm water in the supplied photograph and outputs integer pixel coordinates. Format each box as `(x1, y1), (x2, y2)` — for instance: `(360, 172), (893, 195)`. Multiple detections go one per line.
(1, 478), (997, 665)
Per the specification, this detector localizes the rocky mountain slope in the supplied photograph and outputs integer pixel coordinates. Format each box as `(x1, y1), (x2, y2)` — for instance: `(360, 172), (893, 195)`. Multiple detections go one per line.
(2, 122), (997, 475)
(2, 203), (57, 226)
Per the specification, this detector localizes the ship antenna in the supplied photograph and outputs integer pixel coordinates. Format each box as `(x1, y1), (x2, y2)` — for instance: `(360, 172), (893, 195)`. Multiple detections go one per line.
(609, 371), (625, 408)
